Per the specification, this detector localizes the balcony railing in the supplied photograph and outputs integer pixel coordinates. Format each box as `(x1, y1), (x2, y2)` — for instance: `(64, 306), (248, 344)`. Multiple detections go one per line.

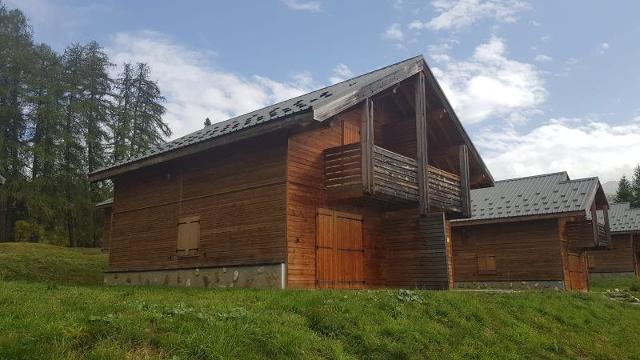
(324, 143), (465, 213)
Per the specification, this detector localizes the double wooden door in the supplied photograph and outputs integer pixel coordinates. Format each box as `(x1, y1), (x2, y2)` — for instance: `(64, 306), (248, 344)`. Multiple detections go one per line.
(316, 209), (364, 288)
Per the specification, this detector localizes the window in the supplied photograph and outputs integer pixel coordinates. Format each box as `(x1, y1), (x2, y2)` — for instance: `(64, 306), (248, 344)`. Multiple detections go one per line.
(177, 216), (200, 256)
(477, 255), (497, 275)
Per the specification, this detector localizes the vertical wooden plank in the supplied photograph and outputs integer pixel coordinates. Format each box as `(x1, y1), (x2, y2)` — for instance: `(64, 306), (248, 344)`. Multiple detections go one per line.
(459, 145), (471, 218)
(590, 203), (599, 247)
(415, 73), (429, 214)
(602, 204), (611, 247)
(633, 233), (639, 277)
(361, 99), (374, 194)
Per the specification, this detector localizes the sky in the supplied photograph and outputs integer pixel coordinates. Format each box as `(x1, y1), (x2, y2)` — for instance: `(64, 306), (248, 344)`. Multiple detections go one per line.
(6, 0), (640, 182)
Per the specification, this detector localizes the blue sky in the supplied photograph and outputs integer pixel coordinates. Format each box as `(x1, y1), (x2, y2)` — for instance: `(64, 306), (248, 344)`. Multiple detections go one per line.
(7, 0), (640, 182)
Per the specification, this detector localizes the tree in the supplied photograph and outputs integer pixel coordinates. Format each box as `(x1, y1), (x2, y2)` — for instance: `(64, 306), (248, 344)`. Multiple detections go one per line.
(204, 117), (211, 127)
(111, 63), (135, 163)
(614, 175), (634, 203)
(631, 165), (640, 208)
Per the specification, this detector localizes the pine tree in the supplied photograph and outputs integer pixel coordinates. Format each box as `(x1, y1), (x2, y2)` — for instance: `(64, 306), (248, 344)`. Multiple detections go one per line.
(128, 63), (170, 157)
(0, 3), (34, 242)
(631, 165), (640, 208)
(204, 117), (212, 127)
(111, 63), (135, 163)
(614, 175), (634, 204)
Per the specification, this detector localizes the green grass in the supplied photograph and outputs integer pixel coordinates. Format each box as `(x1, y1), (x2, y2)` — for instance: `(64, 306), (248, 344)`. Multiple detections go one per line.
(0, 243), (639, 359)
(0, 242), (107, 285)
(590, 276), (640, 293)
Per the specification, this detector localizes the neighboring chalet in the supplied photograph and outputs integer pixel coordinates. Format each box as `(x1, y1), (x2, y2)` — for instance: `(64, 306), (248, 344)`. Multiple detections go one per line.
(89, 56), (494, 289)
(587, 203), (640, 278)
(450, 172), (610, 291)
(95, 198), (114, 252)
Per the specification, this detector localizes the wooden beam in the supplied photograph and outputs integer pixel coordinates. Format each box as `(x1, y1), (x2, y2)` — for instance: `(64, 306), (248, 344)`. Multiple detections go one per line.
(590, 202), (599, 247)
(459, 144), (471, 218)
(361, 98), (374, 194)
(602, 204), (611, 248)
(415, 72), (429, 214)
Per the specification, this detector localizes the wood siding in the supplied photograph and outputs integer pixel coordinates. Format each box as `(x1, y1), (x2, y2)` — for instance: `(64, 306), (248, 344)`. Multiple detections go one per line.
(451, 219), (565, 282)
(109, 134), (287, 272)
(588, 234), (636, 274)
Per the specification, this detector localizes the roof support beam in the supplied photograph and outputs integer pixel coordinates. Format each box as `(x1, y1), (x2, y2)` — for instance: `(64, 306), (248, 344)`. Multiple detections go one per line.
(361, 98), (374, 194)
(415, 72), (429, 215)
(459, 144), (471, 218)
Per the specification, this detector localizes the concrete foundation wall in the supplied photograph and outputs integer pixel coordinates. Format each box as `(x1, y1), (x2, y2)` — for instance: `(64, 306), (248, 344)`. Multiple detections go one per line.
(104, 263), (285, 289)
(454, 280), (565, 291)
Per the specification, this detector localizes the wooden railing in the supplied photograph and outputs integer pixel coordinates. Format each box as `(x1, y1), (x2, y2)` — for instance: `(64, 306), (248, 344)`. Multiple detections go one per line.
(324, 143), (362, 191)
(427, 165), (463, 213)
(372, 145), (419, 202)
(324, 143), (465, 213)
(597, 222), (608, 247)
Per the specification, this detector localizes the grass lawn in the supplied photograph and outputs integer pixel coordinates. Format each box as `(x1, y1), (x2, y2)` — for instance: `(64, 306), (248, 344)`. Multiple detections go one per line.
(0, 243), (639, 359)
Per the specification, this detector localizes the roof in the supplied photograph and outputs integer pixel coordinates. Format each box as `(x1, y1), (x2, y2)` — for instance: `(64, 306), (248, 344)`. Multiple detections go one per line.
(596, 203), (640, 233)
(89, 55), (493, 184)
(452, 172), (606, 225)
(95, 198), (113, 209)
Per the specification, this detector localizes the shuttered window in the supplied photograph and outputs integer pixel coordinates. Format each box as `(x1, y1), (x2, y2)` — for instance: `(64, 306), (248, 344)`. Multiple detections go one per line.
(177, 216), (200, 256)
(477, 255), (496, 275)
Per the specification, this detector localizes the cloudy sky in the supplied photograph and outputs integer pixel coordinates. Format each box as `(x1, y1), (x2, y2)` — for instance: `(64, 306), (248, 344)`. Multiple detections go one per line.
(8, 0), (640, 182)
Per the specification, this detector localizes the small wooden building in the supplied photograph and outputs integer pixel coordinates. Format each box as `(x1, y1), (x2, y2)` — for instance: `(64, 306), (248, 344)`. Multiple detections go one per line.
(450, 172), (610, 291)
(587, 203), (640, 278)
(89, 56), (494, 289)
(95, 198), (113, 252)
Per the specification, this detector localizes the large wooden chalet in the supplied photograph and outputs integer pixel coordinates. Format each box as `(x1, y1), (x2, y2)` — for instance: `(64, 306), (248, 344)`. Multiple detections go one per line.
(450, 172), (610, 291)
(90, 56), (493, 289)
(587, 203), (640, 278)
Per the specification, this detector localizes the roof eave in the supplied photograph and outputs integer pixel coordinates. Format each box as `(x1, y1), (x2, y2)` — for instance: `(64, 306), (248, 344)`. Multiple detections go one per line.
(450, 210), (586, 227)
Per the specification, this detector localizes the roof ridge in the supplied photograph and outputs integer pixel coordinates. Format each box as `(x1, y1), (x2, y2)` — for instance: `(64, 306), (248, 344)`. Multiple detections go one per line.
(559, 176), (599, 184)
(494, 171), (568, 184)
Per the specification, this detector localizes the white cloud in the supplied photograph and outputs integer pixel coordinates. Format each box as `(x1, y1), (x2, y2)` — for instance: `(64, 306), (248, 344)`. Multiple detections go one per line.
(329, 64), (353, 84)
(534, 54), (552, 62)
(393, 0), (404, 10)
(107, 31), (315, 139)
(280, 0), (322, 12)
(476, 119), (640, 182)
(383, 23), (404, 41)
(431, 36), (546, 124)
(599, 42), (610, 54)
(411, 0), (530, 31)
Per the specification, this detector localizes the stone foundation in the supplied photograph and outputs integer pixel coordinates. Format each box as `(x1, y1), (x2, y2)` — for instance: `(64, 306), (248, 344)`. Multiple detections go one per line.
(454, 280), (565, 291)
(588, 272), (636, 279)
(104, 263), (285, 289)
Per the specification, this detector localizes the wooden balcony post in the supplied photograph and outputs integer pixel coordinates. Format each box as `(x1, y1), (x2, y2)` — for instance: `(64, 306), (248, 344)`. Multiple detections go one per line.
(602, 204), (611, 247)
(415, 72), (429, 214)
(590, 202), (599, 247)
(459, 144), (471, 217)
(361, 98), (374, 194)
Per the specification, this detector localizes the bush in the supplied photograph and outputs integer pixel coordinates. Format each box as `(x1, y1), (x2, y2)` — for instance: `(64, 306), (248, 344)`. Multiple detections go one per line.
(13, 221), (45, 243)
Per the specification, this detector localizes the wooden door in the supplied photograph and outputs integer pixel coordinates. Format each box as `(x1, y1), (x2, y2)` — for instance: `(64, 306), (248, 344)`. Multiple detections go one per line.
(567, 253), (588, 291)
(316, 209), (364, 288)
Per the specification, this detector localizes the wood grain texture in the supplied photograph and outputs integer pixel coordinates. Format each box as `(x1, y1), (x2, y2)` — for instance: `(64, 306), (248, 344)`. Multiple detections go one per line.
(109, 134), (287, 272)
(588, 234), (636, 274)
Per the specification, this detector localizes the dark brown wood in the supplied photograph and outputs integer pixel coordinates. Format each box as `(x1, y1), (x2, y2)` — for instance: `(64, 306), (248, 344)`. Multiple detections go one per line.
(415, 72), (429, 214)
(590, 203), (599, 247)
(588, 233), (638, 274)
(459, 144), (471, 217)
(361, 99), (374, 194)
(602, 204), (611, 247)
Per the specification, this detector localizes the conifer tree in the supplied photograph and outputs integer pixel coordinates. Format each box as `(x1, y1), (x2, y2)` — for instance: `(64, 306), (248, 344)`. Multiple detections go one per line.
(614, 175), (634, 204)
(631, 165), (640, 208)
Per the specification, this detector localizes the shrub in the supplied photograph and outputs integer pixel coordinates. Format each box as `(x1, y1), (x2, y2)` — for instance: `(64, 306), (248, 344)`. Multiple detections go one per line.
(13, 221), (45, 243)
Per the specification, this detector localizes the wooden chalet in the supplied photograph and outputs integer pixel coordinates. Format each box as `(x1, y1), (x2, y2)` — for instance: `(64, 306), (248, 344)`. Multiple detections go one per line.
(89, 56), (493, 289)
(587, 203), (640, 278)
(450, 172), (610, 291)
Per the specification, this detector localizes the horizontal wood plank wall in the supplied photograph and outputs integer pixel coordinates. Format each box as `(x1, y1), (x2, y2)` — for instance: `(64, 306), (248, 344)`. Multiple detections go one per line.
(588, 234), (635, 273)
(375, 209), (449, 289)
(101, 208), (113, 251)
(451, 219), (564, 282)
(109, 134), (288, 272)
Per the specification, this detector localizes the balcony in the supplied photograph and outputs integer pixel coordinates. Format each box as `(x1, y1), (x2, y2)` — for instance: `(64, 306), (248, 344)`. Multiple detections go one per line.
(324, 143), (467, 214)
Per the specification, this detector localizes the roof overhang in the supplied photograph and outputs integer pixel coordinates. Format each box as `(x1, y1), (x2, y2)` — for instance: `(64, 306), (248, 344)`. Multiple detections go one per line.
(450, 210), (586, 227)
(89, 110), (314, 182)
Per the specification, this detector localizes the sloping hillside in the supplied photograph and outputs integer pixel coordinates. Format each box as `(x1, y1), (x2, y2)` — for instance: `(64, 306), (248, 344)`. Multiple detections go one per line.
(0, 242), (107, 285)
(0, 243), (639, 359)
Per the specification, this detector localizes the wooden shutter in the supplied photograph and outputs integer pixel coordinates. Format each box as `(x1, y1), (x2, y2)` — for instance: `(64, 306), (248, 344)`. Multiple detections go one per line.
(177, 216), (200, 256)
(477, 255), (496, 275)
